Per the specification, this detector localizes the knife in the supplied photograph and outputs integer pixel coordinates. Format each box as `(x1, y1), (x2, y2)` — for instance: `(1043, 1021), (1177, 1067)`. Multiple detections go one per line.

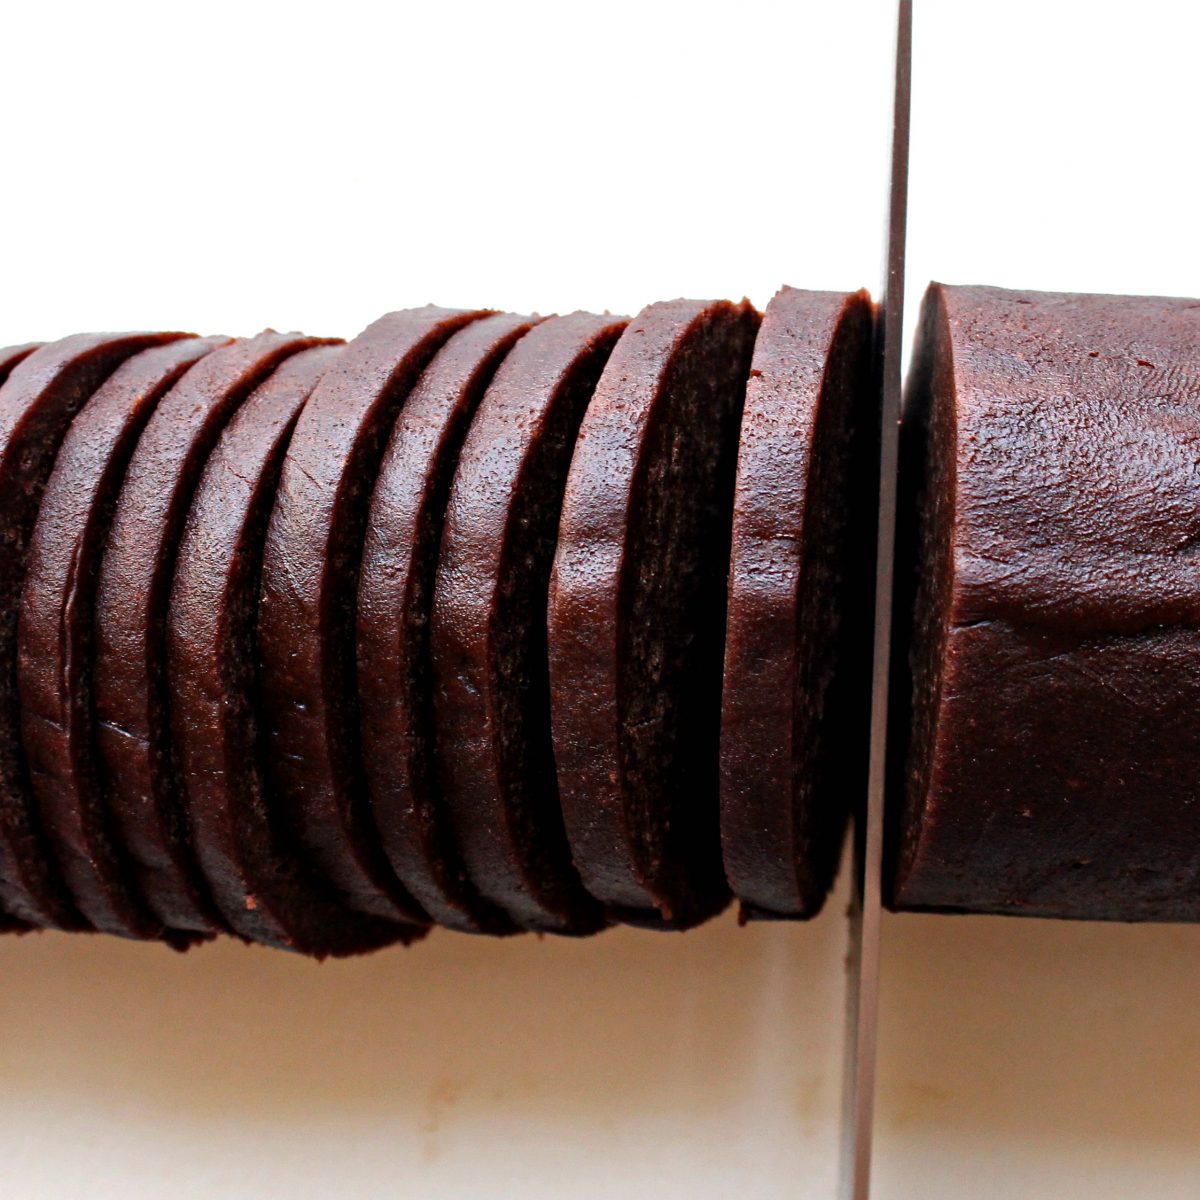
(838, 3), (911, 1197)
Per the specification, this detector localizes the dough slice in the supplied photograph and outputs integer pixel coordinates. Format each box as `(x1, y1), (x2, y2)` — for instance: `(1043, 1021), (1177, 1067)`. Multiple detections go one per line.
(0, 331), (183, 929)
(94, 332), (328, 936)
(358, 313), (540, 934)
(720, 287), (876, 919)
(259, 307), (485, 922)
(20, 336), (229, 942)
(549, 299), (759, 929)
(433, 313), (626, 934)
(169, 344), (420, 955)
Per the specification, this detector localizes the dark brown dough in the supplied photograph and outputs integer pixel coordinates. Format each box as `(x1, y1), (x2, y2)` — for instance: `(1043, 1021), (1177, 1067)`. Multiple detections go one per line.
(94, 332), (327, 937)
(358, 313), (540, 935)
(19, 336), (229, 943)
(548, 299), (759, 928)
(168, 345), (418, 956)
(0, 331), (182, 930)
(259, 307), (484, 923)
(891, 283), (1200, 921)
(432, 313), (626, 934)
(0, 344), (42, 381)
(720, 288), (876, 920)
(0, 345), (42, 933)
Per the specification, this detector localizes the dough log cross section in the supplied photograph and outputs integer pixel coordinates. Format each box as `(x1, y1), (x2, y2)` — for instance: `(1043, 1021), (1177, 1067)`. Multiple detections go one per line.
(0, 283), (1193, 955)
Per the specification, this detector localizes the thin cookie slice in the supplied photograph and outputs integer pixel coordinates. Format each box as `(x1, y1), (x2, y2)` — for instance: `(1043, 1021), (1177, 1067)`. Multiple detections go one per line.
(358, 313), (541, 935)
(0, 342), (40, 932)
(719, 287), (876, 921)
(94, 332), (328, 937)
(548, 299), (759, 929)
(0, 344), (42, 380)
(260, 307), (486, 923)
(432, 313), (626, 934)
(20, 336), (230, 943)
(169, 345), (418, 956)
(0, 331), (183, 930)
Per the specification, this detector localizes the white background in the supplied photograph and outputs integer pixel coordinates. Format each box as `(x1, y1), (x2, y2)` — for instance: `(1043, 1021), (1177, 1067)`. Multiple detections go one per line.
(1, 1), (1198, 1196)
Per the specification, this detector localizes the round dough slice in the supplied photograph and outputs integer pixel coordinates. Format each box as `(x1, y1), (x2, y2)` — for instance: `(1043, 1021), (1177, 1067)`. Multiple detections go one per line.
(0, 344), (41, 380)
(169, 344), (419, 955)
(719, 287), (876, 920)
(0, 331), (182, 930)
(259, 307), (484, 923)
(432, 313), (626, 934)
(0, 342), (45, 932)
(20, 336), (229, 943)
(548, 299), (759, 929)
(358, 313), (539, 934)
(94, 332), (328, 937)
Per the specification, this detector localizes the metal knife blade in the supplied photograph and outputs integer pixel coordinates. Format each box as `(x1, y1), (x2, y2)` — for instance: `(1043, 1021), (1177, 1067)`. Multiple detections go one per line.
(838, 3), (911, 1197)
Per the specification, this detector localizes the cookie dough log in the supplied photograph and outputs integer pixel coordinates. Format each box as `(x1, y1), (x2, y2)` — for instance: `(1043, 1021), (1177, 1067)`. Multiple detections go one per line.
(260, 307), (485, 924)
(168, 345), (417, 955)
(549, 299), (760, 929)
(891, 284), (1200, 921)
(358, 313), (540, 935)
(432, 313), (627, 935)
(94, 332), (329, 940)
(20, 337), (230, 943)
(720, 288), (877, 920)
(0, 331), (184, 930)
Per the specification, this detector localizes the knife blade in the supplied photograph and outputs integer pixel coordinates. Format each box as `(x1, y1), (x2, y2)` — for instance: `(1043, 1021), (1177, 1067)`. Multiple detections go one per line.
(838, 2), (911, 1197)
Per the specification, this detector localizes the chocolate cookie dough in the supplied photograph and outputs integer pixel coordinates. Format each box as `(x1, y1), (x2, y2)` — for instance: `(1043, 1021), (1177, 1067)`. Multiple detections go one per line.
(0, 331), (181, 929)
(358, 313), (538, 935)
(0, 344), (41, 382)
(433, 313), (626, 934)
(549, 299), (759, 928)
(94, 332), (326, 937)
(20, 336), (228, 942)
(168, 345), (418, 955)
(259, 307), (484, 924)
(720, 288), (876, 920)
(891, 284), (1200, 921)
(0, 342), (45, 932)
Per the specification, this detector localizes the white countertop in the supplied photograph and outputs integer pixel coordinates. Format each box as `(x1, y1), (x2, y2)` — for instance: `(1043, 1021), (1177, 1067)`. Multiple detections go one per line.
(3, 878), (1199, 1197)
